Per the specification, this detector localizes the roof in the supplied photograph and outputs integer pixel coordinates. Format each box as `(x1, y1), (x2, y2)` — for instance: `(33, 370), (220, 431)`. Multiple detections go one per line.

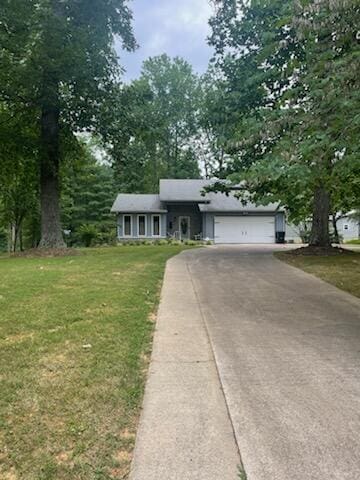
(111, 194), (167, 213)
(199, 192), (282, 213)
(159, 179), (216, 202)
(112, 180), (283, 213)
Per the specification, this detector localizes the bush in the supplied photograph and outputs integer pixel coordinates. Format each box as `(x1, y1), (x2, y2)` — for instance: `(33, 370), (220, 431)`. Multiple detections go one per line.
(79, 224), (98, 247)
(168, 240), (182, 246)
(184, 240), (198, 246)
(98, 230), (117, 246)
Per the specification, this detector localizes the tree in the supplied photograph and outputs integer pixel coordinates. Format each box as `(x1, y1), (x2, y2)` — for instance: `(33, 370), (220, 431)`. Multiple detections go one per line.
(0, 106), (39, 251)
(61, 142), (117, 246)
(209, 0), (360, 248)
(0, 0), (136, 247)
(109, 55), (201, 192)
(197, 69), (235, 178)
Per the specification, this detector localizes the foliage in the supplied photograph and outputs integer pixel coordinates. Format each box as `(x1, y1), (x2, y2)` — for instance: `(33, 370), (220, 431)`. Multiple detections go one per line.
(209, 0), (360, 246)
(61, 142), (117, 246)
(196, 68), (236, 177)
(78, 224), (98, 248)
(0, 0), (136, 247)
(0, 106), (39, 251)
(109, 55), (201, 193)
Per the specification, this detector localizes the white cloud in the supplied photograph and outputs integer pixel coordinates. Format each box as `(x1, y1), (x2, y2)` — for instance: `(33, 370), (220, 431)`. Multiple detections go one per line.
(154, 0), (213, 32)
(117, 0), (215, 80)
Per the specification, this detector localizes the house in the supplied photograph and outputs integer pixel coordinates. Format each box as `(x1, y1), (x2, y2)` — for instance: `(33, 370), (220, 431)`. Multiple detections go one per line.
(111, 179), (286, 244)
(286, 215), (360, 243)
(336, 215), (360, 242)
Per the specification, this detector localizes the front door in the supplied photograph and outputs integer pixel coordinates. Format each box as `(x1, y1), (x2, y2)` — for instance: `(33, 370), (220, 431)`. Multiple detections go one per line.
(179, 216), (191, 240)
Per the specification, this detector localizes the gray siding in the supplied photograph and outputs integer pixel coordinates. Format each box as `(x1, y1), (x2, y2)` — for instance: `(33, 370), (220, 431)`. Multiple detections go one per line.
(166, 204), (202, 239)
(337, 217), (359, 241)
(116, 211), (287, 241)
(203, 213), (215, 240)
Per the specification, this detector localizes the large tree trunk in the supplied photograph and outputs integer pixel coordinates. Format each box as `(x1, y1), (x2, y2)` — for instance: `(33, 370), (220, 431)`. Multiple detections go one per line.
(309, 185), (331, 247)
(39, 106), (66, 249)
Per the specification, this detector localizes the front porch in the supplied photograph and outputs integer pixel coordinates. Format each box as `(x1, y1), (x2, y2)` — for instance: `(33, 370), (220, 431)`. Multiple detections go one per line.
(166, 203), (202, 240)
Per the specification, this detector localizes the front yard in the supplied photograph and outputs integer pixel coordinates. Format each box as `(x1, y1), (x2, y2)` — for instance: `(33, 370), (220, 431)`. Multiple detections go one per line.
(276, 251), (360, 298)
(0, 245), (189, 480)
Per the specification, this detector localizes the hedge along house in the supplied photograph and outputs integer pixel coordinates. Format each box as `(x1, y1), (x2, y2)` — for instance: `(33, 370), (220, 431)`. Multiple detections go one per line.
(111, 179), (286, 244)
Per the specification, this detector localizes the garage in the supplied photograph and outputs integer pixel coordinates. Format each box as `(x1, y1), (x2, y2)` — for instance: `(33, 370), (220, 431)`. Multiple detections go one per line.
(214, 216), (275, 244)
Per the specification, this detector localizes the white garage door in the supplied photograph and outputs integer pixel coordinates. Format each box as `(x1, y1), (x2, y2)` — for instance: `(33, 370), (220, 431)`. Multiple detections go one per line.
(214, 216), (275, 244)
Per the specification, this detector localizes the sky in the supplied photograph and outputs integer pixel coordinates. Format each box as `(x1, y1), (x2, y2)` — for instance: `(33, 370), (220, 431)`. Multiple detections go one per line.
(115, 0), (215, 82)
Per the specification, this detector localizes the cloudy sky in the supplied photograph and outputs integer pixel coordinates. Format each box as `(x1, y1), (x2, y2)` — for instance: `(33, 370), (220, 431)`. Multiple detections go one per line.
(116, 0), (215, 82)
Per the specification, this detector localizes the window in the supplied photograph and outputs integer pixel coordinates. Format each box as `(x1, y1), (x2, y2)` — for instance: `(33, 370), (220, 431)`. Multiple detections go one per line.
(123, 215), (132, 237)
(138, 215), (147, 236)
(344, 224), (349, 231)
(152, 215), (161, 237)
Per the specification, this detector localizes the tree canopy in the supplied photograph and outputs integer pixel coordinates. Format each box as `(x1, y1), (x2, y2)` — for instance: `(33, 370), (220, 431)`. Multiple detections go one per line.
(109, 55), (201, 193)
(208, 0), (360, 247)
(0, 0), (358, 251)
(0, 0), (136, 247)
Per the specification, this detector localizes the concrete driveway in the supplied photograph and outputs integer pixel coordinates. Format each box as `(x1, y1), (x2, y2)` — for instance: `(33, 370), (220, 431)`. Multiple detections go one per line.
(130, 245), (360, 480)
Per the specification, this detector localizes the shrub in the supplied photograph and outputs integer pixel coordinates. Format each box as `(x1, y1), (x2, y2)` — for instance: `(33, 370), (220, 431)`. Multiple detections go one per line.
(168, 240), (182, 246)
(79, 224), (98, 247)
(184, 240), (198, 246)
(98, 230), (117, 246)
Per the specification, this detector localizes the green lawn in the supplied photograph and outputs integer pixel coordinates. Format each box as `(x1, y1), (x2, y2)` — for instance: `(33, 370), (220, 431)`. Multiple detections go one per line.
(276, 251), (360, 298)
(0, 245), (191, 480)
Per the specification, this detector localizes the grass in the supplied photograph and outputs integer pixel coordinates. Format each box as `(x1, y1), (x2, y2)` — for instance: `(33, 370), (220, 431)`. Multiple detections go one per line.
(346, 239), (360, 245)
(276, 251), (360, 298)
(0, 245), (192, 480)
(237, 466), (247, 479)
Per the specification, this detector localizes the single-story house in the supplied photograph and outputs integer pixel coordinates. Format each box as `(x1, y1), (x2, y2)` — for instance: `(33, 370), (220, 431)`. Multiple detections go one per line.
(111, 179), (286, 244)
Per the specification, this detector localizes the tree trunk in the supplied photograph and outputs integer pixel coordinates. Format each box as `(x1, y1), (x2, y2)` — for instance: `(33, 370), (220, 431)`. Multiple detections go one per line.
(332, 214), (340, 244)
(10, 224), (16, 253)
(309, 185), (331, 247)
(39, 106), (66, 248)
(19, 227), (23, 251)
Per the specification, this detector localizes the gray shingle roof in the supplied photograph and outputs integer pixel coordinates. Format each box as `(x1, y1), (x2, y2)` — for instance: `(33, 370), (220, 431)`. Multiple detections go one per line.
(112, 180), (283, 213)
(111, 194), (167, 213)
(159, 179), (216, 202)
(199, 192), (282, 212)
